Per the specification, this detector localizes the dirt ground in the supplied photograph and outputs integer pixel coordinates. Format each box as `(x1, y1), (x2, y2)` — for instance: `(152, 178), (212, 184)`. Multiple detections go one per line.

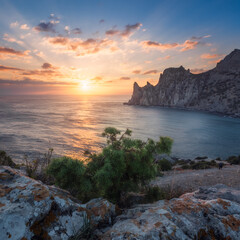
(150, 165), (240, 198)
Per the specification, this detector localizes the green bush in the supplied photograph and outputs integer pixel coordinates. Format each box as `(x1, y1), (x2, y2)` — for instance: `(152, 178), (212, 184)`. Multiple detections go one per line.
(157, 158), (172, 171)
(47, 127), (173, 204)
(88, 127), (173, 202)
(0, 151), (16, 167)
(47, 157), (95, 201)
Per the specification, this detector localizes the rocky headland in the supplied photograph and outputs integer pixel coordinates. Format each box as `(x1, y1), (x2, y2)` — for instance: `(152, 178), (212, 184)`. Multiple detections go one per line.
(126, 49), (240, 117)
(1, 166), (240, 239)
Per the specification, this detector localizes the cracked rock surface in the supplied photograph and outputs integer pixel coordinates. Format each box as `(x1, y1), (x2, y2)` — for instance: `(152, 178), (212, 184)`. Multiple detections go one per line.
(0, 166), (115, 240)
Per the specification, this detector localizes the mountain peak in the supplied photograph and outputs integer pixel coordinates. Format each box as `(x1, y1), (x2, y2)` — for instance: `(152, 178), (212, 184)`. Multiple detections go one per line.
(216, 49), (240, 72)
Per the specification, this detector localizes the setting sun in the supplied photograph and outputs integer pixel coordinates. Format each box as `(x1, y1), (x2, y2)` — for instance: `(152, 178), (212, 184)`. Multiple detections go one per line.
(79, 80), (90, 91)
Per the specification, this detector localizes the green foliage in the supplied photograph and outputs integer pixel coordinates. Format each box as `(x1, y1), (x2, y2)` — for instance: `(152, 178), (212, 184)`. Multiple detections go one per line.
(144, 186), (166, 203)
(47, 127), (173, 204)
(47, 157), (93, 200)
(157, 159), (172, 171)
(0, 150), (16, 167)
(88, 127), (173, 202)
(226, 155), (240, 165)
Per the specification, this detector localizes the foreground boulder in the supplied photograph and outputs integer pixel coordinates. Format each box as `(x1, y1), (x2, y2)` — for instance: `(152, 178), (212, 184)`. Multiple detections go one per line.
(103, 184), (240, 239)
(0, 166), (115, 240)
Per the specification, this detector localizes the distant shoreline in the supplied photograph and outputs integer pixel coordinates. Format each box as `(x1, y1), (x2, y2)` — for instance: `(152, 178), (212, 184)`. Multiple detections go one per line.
(123, 102), (240, 119)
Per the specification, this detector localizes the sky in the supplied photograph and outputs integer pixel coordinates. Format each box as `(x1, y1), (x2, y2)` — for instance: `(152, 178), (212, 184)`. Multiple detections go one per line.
(0, 0), (240, 95)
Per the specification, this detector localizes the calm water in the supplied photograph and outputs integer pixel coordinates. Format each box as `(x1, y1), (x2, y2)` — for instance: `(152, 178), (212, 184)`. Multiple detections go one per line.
(0, 95), (240, 162)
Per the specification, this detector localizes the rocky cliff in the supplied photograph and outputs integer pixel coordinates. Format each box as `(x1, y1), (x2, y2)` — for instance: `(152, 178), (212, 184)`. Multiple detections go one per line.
(104, 184), (240, 239)
(127, 49), (240, 117)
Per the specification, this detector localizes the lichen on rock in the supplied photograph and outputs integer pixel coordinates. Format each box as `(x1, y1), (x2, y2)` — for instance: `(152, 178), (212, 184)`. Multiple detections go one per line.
(0, 166), (116, 240)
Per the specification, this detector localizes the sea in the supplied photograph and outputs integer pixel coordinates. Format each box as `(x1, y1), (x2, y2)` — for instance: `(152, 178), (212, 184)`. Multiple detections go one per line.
(0, 95), (240, 163)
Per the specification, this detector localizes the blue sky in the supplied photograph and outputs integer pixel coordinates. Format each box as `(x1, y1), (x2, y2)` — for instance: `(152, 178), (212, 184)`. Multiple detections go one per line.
(0, 0), (240, 95)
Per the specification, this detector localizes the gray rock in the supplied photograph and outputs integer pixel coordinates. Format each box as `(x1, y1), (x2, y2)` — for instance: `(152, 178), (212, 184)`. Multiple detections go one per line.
(103, 184), (240, 239)
(154, 154), (176, 164)
(126, 49), (240, 117)
(0, 166), (115, 240)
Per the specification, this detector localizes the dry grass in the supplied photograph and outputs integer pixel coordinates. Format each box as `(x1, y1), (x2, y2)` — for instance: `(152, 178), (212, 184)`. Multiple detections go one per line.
(151, 165), (240, 199)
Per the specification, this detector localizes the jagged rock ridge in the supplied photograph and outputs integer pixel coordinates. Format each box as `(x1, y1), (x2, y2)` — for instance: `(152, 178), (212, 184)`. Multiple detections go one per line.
(127, 49), (240, 117)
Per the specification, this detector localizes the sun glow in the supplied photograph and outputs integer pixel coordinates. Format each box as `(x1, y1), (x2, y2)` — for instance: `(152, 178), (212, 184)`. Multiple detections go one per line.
(79, 80), (90, 91)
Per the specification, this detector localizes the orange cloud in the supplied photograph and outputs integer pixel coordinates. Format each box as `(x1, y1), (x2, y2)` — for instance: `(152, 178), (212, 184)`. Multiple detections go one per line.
(20, 24), (30, 30)
(141, 37), (208, 52)
(21, 69), (62, 77)
(132, 70), (141, 74)
(0, 46), (30, 59)
(48, 36), (117, 56)
(201, 53), (222, 59)
(141, 41), (179, 50)
(119, 77), (131, 80)
(143, 70), (158, 75)
(91, 76), (102, 82)
(0, 78), (77, 86)
(0, 65), (22, 71)
(3, 34), (23, 45)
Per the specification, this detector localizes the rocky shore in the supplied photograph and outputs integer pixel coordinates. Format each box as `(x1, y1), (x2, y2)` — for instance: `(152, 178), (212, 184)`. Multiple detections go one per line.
(126, 49), (240, 118)
(1, 165), (240, 239)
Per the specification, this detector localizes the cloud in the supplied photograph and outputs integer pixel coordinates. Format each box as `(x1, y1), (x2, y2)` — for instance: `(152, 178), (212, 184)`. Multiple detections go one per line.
(72, 28), (82, 34)
(191, 35), (211, 40)
(91, 76), (102, 81)
(10, 21), (19, 28)
(20, 24), (30, 30)
(141, 41), (179, 50)
(0, 78), (77, 86)
(21, 69), (62, 77)
(106, 29), (120, 36)
(141, 38), (207, 52)
(121, 23), (142, 37)
(34, 21), (57, 33)
(48, 36), (116, 56)
(49, 14), (60, 21)
(201, 53), (222, 59)
(132, 70), (141, 74)
(48, 36), (68, 45)
(105, 23), (142, 38)
(41, 63), (53, 69)
(0, 65), (22, 71)
(120, 77), (131, 80)
(180, 40), (200, 52)
(3, 34), (23, 45)
(143, 70), (158, 75)
(0, 46), (29, 58)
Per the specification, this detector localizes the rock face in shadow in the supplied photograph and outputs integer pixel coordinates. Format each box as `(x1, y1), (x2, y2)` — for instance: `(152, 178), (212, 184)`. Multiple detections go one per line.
(0, 166), (116, 240)
(103, 184), (240, 240)
(127, 49), (240, 117)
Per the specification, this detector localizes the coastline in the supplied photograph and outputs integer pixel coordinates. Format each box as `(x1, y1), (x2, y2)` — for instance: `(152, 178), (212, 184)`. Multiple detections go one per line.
(124, 102), (240, 119)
